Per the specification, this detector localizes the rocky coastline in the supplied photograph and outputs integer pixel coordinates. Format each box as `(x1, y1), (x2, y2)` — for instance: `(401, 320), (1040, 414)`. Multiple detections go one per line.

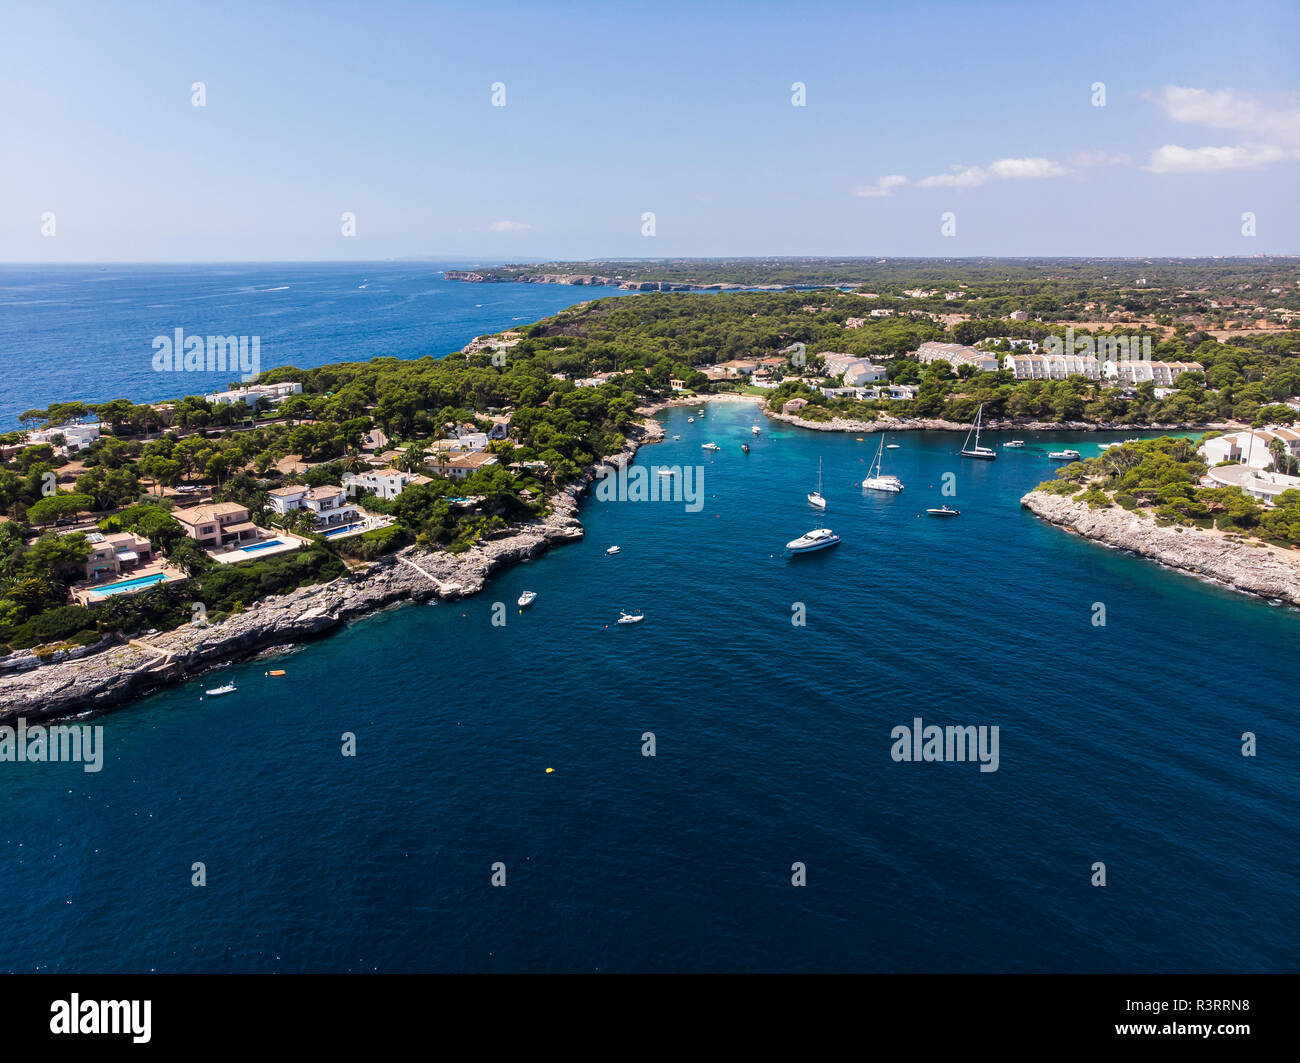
(765, 407), (1232, 436)
(0, 419), (665, 724)
(1020, 490), (1300, 608)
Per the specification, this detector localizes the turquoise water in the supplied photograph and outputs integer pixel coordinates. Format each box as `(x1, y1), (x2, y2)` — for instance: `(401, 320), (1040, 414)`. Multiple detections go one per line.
(2, 399), (1296, 972)
(87, 573), (171, 598)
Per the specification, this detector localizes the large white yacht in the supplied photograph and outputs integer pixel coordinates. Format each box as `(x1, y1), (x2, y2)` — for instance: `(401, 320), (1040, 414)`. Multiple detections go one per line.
(786, 528), (841, 553)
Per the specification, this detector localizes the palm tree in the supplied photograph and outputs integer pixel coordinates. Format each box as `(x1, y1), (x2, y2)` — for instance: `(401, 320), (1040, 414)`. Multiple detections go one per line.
(1268, 437), (1286, 473)
(395, 445), (427, 475)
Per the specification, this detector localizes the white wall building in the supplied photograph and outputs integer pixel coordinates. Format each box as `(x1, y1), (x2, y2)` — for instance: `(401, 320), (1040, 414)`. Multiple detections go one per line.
(343, 468), (431, 501)
(913, 342), (1000, 373)
(205, 381), (302, 406)
(1201, 428), (1300, 470)
(1101, 360), (1203, 386)
(265, 484), (360, 528)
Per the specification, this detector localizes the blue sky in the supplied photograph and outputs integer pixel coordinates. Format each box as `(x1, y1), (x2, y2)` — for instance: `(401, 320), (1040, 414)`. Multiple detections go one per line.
(2, 0), (1298, 260)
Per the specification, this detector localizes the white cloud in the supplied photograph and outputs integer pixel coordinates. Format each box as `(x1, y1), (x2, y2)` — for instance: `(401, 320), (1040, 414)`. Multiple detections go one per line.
(916, 156), (1070, 190)
(853, 174), (908, 197)
(1143, 85), (1300, 173)
(1145, 143), (1289, 174)
(489, 220), (532, 232)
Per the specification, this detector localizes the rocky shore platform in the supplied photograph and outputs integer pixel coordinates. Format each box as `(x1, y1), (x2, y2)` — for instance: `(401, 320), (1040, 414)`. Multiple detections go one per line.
(1021, 490), (1300, 608)
(0, 419), (665, 723)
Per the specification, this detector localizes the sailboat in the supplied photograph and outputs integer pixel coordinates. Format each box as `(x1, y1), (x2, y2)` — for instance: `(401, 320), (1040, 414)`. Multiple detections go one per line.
(862, 435), (904, 492)
(807, 457), (827, 509)
(961, 403), (997, 460)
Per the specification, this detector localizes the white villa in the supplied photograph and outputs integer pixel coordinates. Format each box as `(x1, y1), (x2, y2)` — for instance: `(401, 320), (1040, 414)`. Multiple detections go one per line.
(342, 467), (432, 501)
(1201, 428), (1300, 470)
(204, 381), (302, 406)
(27, 421), (102, 453)
(425, 452), (499, 480)
(265, 484), (361, 529)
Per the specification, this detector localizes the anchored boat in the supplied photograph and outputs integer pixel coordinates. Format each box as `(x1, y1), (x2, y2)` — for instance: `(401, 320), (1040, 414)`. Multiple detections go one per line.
(862, 435), (904, 493)
(961, 404), (997, 460)
(786, 528), (841, 553)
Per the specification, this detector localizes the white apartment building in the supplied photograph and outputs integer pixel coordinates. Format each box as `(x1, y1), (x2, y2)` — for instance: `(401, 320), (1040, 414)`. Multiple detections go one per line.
(912, 342), (1000, 373)
(1101, 360), (1203, 386)
(1003, 352), (1102, 381)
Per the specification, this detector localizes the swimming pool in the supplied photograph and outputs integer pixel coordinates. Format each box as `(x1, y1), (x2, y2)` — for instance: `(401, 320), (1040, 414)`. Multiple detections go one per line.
(239, 539), (285, 552)
(88, 572), (170, 598)
(323, 523), (364, 537)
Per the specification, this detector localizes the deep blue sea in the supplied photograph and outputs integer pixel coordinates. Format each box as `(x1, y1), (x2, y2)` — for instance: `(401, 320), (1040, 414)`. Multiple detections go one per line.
(1, 272), (1297, 972)
(0, 262), (629, 427)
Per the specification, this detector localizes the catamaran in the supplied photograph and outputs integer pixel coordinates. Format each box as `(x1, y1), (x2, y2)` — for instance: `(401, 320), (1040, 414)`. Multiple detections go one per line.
(807, 457), (827, 509)
(862, 435), (904, 493)
(961, 404), (997, 460)
(786, 528), (841, 553)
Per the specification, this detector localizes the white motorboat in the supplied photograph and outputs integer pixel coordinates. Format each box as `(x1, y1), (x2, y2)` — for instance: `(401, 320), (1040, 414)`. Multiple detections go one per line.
(205, 683), (237, 696)
(786, 528), (841, 553)
(1003, 440), (1025, 448)
(886, 443), (900, 449)
(687, 417), (694, 423)
(702, 442), (721, 451)
(606, 545), (620, 555)
(807, 457), (827, 509)
(617, 611), (644, 624)
(751, 424), (761, 436)
(1048, 449), (1082, 461)
(671, 434), (681, 440)
(961, 403), (997, 460)
(862, 435), (904, 493)
(926, 505), (961, 517)
(657, 468), (676, 477)
(517, 591), (537, 608)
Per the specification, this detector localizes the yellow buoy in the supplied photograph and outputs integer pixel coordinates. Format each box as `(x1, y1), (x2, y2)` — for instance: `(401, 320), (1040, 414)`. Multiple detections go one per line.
(545, 768), (555, 774)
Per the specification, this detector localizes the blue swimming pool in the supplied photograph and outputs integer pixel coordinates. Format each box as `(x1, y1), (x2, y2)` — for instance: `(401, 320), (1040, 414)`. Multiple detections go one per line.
(239, 539), (284, 552)
(323, 523), (364, 538)
(88, 572), (170, 598)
